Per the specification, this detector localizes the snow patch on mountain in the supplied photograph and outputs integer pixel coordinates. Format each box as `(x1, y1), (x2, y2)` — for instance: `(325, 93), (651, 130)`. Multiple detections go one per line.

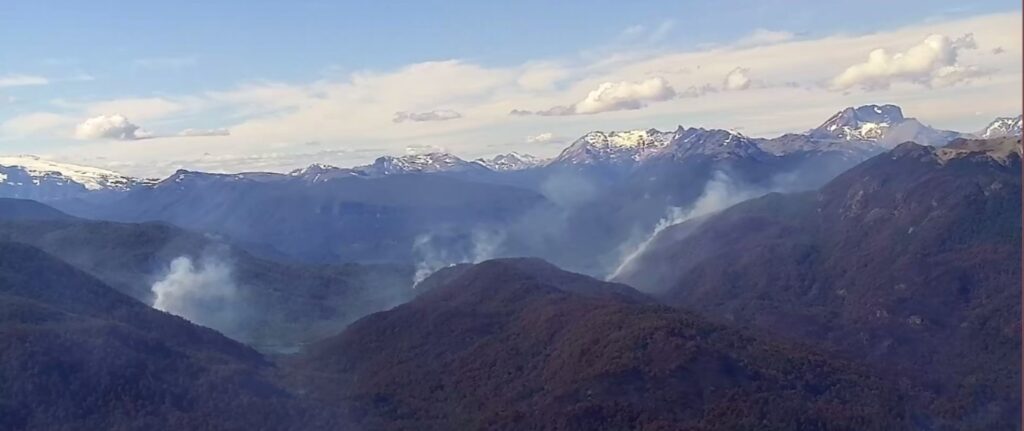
(812, 104), (906, 141)
(474, 152), (546, 171)
(356, 152), (487, 176)
(979, 115), (1022, 139)
(0, 155), (150, 191)
(552, 127), (770, 166)
(552, 129), (674, 166)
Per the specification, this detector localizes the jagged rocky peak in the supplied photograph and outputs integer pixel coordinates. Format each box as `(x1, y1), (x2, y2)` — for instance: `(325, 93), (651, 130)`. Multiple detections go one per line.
(287, 163), (361, 183)
(668, 127), (766, 159)
(812, 104), (906, 141)
(552, 128), (675, 165)
(474, 152), (545, 171)
(579, 128), (674, 148)
(979, 115), (1023, 139)
(289, 163), (341, 176)
(356, 152), (486, 176)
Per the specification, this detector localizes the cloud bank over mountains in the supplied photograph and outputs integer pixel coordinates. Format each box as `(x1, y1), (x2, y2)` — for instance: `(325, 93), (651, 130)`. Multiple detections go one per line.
(1, 12), (1019, 177)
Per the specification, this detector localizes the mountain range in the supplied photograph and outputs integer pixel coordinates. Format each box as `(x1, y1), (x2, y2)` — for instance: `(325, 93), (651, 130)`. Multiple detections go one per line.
(614, 136), (1022, 429)
(0, 105), (1020, 430)
(4, 104), (1002, 275)
(3, 105), (1011, 199)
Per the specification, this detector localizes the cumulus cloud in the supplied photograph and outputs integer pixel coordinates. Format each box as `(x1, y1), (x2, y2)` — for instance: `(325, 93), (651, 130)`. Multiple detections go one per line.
(393, 109), (463, 123)
(723, 67), (752, 91)
(831, 33), (981, 90)
(0, 74), (49, 88)
(74, 114), (230, 140)
(74, 114), (152, 140)
(514, 77), (676, 116)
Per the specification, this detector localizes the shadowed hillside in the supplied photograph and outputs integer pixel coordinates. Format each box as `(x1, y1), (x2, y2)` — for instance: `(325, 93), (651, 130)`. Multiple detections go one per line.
(616, 138), (1022, 429)
(0, 242), (350, 430)
(295, 258), (913, 431)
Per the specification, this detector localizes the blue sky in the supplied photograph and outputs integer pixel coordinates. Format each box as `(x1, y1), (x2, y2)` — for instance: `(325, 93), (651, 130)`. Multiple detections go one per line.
(0, 0), (1021, 175)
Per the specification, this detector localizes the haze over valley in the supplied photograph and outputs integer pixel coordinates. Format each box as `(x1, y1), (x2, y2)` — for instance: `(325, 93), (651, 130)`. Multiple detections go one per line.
(0, 2), (1021, 430)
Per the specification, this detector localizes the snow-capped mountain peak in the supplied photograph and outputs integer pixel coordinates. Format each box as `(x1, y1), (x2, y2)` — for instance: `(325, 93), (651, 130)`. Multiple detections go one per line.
(0, 155), (148, 191)
(289, 163), (340, 175)
(812, 104), (906, 141)
(286, 163), (362, 183)
(356, 152), (487, 176)
(580, 128), (672, 149)
(552, 128), (674, 166)
(474, 152), (546, 171)
(979, 115), (1023, 139)
(665, 127), (767, 160)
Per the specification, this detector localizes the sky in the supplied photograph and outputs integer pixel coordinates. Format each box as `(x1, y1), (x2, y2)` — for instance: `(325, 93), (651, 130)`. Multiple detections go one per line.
(1, 0), (1021, 177)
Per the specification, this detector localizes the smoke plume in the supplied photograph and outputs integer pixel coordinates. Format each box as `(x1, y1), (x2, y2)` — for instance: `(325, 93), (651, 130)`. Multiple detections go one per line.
(151, 255), (247, 339)
(608, 171), (763, 280)
(411, 227), (507, 285)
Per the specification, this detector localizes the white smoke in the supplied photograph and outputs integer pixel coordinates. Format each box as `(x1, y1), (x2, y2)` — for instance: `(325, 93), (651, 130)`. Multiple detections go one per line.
(411, 228), (506, 285)
(151, 255), (245, 338)
(608, 172), (762, 280)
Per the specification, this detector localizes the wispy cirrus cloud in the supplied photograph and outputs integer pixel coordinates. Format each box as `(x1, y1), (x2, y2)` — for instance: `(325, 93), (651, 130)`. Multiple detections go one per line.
(0, 74), (49, 88)
(731, 29), (796, 49)
(525, 132), (560, 144)
(178, 128), (231, 137)
(393, 109), (463, 123)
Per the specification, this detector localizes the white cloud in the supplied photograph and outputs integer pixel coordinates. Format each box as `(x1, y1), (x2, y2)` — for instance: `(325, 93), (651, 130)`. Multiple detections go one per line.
(1, 112), (72, 137)
(723, 67), (752, 91)
(0, 74), (49, 88)
(178, 128), (230, 137)
(405, 144), (447, 154)
(73, 114), (230, 140)
(575, 78), (677, 114)
(80, 97), (189, 122)
(516, 77), (677, 116)
(831, 33), (981, 90)
(14, 12), (1020, 177)
(393, 109), (463, 123)
(74, 114), (152, 140)
(525, 132), (556, 143)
